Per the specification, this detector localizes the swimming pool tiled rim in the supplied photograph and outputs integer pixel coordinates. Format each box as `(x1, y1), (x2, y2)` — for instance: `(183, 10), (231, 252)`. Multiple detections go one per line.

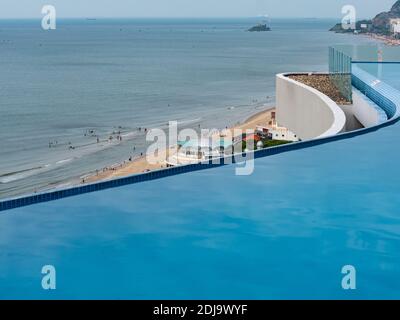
(1, 67), (400, 212)
(352, 65), (399, 119)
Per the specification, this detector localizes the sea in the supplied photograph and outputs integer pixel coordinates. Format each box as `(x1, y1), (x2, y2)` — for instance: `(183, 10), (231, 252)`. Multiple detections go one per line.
(0, 18), (376, 199)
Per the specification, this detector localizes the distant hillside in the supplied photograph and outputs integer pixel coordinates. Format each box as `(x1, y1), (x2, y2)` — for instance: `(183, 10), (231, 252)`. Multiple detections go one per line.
(372, 0), (400, 34)
(330, 0), (400, 35)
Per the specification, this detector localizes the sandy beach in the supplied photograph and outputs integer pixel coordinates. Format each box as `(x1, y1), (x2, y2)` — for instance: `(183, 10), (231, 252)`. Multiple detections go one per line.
(364, 33), (400, 46)
(84, 107), (276, 184)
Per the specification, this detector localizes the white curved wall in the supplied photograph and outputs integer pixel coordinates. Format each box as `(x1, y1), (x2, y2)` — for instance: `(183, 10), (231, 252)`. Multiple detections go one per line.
(276, 73), (346, 140)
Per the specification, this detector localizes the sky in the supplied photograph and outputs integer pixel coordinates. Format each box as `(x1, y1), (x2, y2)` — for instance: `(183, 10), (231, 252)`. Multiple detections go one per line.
(0, 0), (397, 19)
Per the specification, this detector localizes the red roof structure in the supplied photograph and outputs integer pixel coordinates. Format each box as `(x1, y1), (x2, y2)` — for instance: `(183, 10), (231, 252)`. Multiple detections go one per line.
(242, 134), (261, 142)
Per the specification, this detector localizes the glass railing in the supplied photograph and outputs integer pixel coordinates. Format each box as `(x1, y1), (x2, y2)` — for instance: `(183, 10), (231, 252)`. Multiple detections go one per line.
(329, 46), (353, 102)
(329, 45), (400, 103)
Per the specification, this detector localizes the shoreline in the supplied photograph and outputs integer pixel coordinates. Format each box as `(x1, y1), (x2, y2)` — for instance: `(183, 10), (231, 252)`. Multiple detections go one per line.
(241, 107), (274, 123)
(364, 33), (400, 46)
(83, 106), (276, 185)
(332, 30), (400, 46)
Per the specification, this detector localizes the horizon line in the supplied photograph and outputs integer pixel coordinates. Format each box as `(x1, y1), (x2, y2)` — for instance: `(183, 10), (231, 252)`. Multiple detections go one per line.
(0, 16), (345, 20)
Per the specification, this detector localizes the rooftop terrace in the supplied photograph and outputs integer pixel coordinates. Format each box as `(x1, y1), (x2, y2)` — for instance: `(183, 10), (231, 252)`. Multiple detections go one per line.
(288, 74), (351, 105)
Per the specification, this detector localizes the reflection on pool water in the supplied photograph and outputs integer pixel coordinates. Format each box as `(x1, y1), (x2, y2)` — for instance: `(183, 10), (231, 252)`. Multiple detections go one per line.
(1, 64), (400, 300)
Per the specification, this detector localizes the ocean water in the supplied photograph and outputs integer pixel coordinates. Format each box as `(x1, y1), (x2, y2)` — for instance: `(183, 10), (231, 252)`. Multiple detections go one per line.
(0, 18), (375, 199)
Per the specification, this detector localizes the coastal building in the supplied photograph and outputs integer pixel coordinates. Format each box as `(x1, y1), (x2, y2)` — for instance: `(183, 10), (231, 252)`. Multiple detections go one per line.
(166, 137), (238, 166)
(360, 23), (372, 31)
(390, 18), (400, 34)
(256, 122), (299, 142)
(242, 133), (261, 143)
(268, 124), (299, 142)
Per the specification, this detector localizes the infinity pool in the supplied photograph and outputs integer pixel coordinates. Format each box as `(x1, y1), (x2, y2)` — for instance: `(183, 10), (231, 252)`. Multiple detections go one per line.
(355, 63), (400, 90)
(1, 66), (400, 299)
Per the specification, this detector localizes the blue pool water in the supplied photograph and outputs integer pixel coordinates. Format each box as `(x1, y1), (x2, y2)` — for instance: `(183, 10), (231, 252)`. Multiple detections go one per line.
(1, 121), (400, 299)
(2, 34), (400, 299)
(356, 63), (400, 90)
(1, 93), (400, 299)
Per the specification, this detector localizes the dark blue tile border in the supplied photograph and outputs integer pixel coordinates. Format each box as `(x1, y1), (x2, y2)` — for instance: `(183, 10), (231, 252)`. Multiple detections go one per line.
(1, 69), (400, 213)
(353, 61), (400, 64)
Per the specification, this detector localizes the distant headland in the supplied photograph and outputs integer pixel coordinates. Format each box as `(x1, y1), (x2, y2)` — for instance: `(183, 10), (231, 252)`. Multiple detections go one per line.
(330, 0), (400, 45)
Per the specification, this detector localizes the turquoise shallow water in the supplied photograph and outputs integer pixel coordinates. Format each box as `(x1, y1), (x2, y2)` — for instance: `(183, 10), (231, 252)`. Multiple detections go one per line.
(0, 18), (375, 198)
(1, 66), (400, 299)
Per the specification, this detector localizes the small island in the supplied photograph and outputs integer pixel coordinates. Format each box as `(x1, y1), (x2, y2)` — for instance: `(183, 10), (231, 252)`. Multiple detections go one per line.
(248, 24), (271, 32)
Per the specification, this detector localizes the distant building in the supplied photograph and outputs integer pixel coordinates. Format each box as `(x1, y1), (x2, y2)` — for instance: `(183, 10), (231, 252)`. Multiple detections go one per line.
(256, 122), (299, 142)
(268, 125), (299, 142)
(390, 19), (400, 34)
(359, 23), (372, 32)
(166, 137), (238, 166)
